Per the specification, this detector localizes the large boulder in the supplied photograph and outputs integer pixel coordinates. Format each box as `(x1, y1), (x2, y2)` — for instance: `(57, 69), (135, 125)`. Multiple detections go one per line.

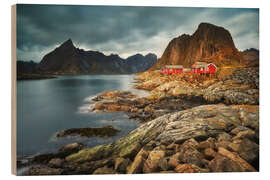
(178, 139), (204, 167)
(209, 147), (256, 172)
(143, 150), (166, 173)
(228, 138), (259, 164)
(127, 148), (149, 174)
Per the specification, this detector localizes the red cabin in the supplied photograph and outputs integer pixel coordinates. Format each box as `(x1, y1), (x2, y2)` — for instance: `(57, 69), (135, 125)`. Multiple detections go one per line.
(162, 65), (183, 74)
(191, 62), (217, 73)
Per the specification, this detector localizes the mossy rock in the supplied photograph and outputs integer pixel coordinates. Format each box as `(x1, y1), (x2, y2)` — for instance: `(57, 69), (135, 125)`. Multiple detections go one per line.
(56, 125), (119, 138)
(66, 144), (114, 163)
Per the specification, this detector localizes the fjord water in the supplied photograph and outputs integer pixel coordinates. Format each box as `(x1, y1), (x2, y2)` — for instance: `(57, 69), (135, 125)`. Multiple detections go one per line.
(17, 75), (146, 157)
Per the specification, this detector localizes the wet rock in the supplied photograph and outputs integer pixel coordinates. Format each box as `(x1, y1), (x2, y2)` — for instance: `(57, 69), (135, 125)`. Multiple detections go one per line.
(58, 142), (84, 157)
(143, 150), (166, 173)
(56, 125), (119, 138)
(28, 165), (63, 175)
(48, 158), (64, 168)
(209, 147), (256, 172)
(93, 166), (116, 174)
(114, 157), (131, 173)
(32, 153), (56, 164)
(175, 164), (209, 173)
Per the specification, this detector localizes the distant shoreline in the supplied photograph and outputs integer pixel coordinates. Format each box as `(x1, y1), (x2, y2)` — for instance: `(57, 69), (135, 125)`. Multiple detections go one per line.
(17, 73), (57, 80)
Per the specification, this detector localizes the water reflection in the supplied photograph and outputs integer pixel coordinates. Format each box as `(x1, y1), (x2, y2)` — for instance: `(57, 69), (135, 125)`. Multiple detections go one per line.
(17, 75), (141, 157)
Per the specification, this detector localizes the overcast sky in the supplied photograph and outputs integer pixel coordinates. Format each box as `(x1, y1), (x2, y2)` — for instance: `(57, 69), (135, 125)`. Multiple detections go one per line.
(17, 4), (259, 62)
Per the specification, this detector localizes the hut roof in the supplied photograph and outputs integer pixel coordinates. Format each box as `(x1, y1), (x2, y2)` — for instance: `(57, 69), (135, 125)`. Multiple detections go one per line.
(192, 61), (208, 68)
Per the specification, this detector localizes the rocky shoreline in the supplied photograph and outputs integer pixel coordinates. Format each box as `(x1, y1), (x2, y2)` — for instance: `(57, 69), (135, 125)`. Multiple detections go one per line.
(18, 67), (259, 175)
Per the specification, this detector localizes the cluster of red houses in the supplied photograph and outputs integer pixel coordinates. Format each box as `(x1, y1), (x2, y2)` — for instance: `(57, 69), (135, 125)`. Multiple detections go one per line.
(161, 62), (217, 74)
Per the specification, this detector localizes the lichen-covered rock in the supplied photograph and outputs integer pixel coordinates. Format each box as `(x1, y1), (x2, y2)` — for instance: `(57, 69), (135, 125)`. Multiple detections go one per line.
(203, 80), (259, 105)
(228, 138), (259, 164)
(66, 144), (114, 163)
(66, 104), (258, 168)
(178, 139), (204, 167)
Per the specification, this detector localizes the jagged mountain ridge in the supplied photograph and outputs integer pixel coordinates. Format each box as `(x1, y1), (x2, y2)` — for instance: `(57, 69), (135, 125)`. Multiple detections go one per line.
(151, 22), (243, 69)
(38, 39), (157, 74)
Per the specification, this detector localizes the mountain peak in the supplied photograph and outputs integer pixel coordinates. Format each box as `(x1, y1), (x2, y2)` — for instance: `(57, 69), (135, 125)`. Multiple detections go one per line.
(150, 22), (240, 69)
(59, 38), (75, 49)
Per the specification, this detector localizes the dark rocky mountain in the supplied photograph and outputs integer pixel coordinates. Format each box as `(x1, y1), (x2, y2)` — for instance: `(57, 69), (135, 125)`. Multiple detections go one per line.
(151, 22), (242, 69)
(240, 48), (259, 67)
(17, 60), (39, 74)
(38, 39), (157, 74)
(123, 53), (157, 73)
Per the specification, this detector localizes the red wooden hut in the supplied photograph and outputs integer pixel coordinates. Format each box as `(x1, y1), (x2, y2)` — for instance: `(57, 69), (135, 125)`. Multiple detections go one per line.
(162, 65), (184, 74)
(191, 62), (217, 73)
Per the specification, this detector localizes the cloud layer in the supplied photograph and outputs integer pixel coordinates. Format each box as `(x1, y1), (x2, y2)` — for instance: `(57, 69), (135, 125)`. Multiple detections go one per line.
(16, 4), (259, 62)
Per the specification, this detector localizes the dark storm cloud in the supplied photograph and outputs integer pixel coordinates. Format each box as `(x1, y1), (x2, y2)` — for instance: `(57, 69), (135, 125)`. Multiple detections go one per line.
(16, 4), (259, 62)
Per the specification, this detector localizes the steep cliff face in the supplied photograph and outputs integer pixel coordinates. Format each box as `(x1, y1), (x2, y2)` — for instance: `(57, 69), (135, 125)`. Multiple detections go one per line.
(151, 23), (242, 69)
(38, 39), (157, 74)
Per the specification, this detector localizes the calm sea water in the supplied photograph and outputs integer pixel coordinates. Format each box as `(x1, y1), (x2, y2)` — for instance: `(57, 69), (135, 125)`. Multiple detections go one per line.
(17, 75), (148, 157)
